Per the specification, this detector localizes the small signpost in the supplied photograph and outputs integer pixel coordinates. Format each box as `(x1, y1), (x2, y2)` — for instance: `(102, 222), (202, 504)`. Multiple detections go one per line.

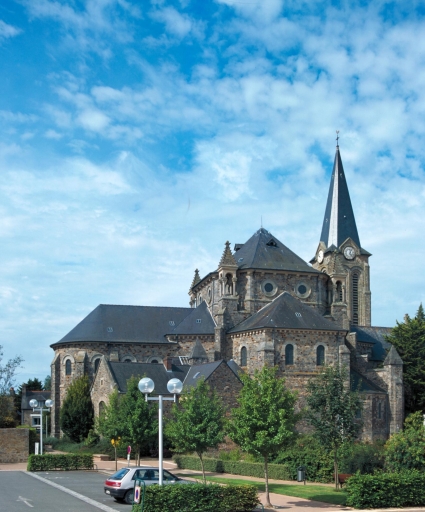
(127, 445), (131, 467)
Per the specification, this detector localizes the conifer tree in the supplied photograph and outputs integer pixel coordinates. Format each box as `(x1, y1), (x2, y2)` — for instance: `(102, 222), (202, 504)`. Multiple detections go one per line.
(386, 304), (425, 414)
(60, 375), (94, 442)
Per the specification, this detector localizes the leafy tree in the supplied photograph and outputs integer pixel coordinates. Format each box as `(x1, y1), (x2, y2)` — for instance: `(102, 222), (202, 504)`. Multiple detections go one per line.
(96, 389), (126, 470)
(60, 375), (94, 443)
(385, 304), (425, 414)
(0, 345), (24, 394)
(43, 375), (51, 391)
(227, 366), (298, 507)
(385, 411), (425, 472)
(14, 378), (45, 412)
(165, 378), (225, 484)
(121, 376), (157, 465)
(306, 365), (363, 489)
(0, 394), (18, 427)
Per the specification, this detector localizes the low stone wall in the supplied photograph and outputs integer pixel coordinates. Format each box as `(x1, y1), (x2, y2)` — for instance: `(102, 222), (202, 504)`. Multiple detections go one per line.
(0, 428), (29, 463)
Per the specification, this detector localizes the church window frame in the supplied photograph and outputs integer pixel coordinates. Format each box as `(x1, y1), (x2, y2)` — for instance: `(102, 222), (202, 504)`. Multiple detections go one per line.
(147, 356), (163, 364)
(240, 346), (248, 367)
(261, 279), (278, 298)
(352, 272), (360, 325)
(121, 354), (136, 363)
(295, 281), (311, 299)
(316, 345), (325, 366)
(285, 344), (294, 365)
(99, 401), (106, 416)
(65, 359), (72, 375)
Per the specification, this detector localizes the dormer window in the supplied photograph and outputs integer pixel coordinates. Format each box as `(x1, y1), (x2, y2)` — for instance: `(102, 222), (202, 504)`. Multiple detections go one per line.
(196, 319), (201, 324)
(266, 239), (277, 247)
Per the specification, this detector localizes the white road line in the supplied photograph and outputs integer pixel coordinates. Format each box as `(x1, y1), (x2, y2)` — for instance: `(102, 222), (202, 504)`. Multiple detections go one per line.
(24, 472), (118, 512)
(17, 496), (34, 508)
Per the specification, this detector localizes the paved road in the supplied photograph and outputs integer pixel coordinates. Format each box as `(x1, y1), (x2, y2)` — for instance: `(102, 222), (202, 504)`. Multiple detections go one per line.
(0, 471), (128, 512)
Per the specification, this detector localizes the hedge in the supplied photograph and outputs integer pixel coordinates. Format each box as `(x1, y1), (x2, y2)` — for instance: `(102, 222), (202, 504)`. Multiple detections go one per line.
(27, 454), (94, 471)
(346, 470), (425, 509)
(133, 483), (259, 512)
(174, 455), (291, 480)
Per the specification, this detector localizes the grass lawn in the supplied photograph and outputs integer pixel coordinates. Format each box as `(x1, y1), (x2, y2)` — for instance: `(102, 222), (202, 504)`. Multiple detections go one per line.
(176, 473), (347, 506)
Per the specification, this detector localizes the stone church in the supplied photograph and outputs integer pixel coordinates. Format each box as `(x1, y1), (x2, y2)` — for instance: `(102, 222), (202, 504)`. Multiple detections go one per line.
(50, 144), (404, 440)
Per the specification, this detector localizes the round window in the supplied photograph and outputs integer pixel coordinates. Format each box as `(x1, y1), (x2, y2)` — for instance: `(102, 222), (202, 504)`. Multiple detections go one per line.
(261, 280), (278, 297)
(298, 284), (307, 295)
(264, 283), (274, 293)
(296, 282), (310, 298)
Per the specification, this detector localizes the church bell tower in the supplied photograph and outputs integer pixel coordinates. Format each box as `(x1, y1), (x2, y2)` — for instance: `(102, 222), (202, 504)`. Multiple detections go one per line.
(311, 140), (371, 327)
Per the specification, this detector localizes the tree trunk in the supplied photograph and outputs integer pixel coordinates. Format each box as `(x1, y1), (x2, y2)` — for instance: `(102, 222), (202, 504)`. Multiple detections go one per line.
(198, 452), (206, 484)
(334, 447), (338, 490)
(264, 455), (272, 507)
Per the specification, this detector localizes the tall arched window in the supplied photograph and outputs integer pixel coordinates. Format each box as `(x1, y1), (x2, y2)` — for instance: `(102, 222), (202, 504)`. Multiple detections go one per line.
(352, 273), (359, 325)
(285, 344), (294, 365)
(99, 401), (106, 416)
(240, 346), (247, 366)
(316, 345), (325, 366)
(94, 358), (100, 374)
(65, 359), (72, 375)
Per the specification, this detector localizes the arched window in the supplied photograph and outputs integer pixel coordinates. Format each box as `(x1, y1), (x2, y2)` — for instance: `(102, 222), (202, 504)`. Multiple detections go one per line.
(240, 346), (247, 366)
(316, 345), (325, 366)
(99, 401), (106, 416)
(94, 358), (100, 374)
(65, 359), (72, 375)
(285, 344), (294, 365)
(352, 273), (359, 325)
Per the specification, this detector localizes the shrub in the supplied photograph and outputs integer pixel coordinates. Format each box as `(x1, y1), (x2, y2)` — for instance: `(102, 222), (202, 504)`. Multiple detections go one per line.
(339, 441), (385, 474)
(132, 483), (259, 512)
(346, 470), (425, 509)
(17, 425), (39, 454)
(174, 455), (292, 480)
(27, 453), (93, 471)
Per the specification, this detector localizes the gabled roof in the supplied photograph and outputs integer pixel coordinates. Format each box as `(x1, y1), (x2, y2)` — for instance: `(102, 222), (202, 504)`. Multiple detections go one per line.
(384, 345), (403, 366)
(21, 390), (51, 410)
(108, 361), (190, 394)
(227, 359), (244, 379)
(52, 305), (192, 346)
(350, 325), (393, 362)
(171, 301), (216, 335)
(351, 369), (386, 394)
(320, 146), (361, 250)
(228, 291), (344, 333)
(233, 228), (320, 273)
(183, 360), (242, 389)
(189, 339), (208, 359)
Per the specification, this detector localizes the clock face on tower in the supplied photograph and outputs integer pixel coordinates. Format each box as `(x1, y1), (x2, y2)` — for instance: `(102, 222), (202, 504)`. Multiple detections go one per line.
(344, 246), (356, 260)
(317, 250), (324, 263)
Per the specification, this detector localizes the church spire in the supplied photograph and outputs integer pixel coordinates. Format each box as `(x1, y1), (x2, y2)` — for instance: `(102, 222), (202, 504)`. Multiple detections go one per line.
(320, 143), (361, 249)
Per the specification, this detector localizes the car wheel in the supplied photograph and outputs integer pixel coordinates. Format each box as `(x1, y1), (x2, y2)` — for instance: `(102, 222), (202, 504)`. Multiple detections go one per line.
(124, 489), (134, 505)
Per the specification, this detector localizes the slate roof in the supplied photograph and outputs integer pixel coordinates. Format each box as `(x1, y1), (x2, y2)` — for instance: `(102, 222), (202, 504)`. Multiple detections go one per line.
(384, 345), (403, 365)
(21, 390), (51, 410)
(52, 305), (192, 346)
(320, 146), (361, 249)
(108, 361), (190, 394)
(350, 325), (393, 362)
(183, 360), (243, 389)
(232, 228), (320, 273)
(189, 339), (208, 359)
(229, 292), (344, 333)
(227, 359), (244, 379)
(171, 301), (216, 336)
(351, 369), (386, 394)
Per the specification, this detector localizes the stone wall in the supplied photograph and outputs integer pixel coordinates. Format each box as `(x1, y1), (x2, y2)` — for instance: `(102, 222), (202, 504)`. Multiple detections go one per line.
(0, 428), (29, 463)
(206, 361), (243, 411)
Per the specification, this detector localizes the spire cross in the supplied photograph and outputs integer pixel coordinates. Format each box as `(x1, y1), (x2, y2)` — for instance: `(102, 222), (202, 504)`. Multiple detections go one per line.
(336, 130), (340, 146)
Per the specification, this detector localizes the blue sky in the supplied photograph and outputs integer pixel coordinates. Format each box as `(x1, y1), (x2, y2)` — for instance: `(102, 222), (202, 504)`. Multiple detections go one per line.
(1, 0), (425, 385)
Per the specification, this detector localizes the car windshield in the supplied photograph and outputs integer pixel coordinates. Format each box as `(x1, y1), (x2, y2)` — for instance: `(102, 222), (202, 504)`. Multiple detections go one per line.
(132, 469), (178, 481)
(109, 468), (130, 481)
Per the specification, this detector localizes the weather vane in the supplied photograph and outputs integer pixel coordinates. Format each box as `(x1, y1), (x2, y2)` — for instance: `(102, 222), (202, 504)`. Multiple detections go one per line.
(336, 130), (340, 146)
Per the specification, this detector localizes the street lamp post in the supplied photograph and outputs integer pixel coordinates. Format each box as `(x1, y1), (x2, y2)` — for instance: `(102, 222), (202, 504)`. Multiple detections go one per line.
(138, 377), (183, 486)
(29, 399), (54, 455)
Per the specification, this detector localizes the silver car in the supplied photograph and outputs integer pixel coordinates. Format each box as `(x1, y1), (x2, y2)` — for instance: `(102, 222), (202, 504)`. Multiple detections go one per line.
(104, 466), (191, 504)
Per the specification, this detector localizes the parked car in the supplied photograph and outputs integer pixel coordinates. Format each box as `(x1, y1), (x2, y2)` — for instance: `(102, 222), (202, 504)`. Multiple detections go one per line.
(104, 466), (192, 504)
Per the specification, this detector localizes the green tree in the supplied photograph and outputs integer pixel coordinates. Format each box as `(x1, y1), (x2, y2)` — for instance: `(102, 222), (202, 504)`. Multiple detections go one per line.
(0, 394), (18, 427)
(306, 365), (363, 489)
(0, 345), (24, 394)
(227, 366), (298, 507)
(43, 375), (51, 391)
(60, 375), (94, 443)
(122, 376), (157, 465)
(165, 379), (225, 484)
(385, 411), (425, 472)
(96, 389), (126, 470)
(14, 378), (45, 412)
(385, 304), (425, 414)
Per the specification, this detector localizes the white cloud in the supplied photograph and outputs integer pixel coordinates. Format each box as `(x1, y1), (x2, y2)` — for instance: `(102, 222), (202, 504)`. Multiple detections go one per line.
(150, 6), (201, 39)
(0, 20), (21, 40)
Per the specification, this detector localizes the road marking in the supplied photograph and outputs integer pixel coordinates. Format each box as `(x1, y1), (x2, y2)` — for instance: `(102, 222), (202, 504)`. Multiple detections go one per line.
(17, 496), (34, 508)
(24, 472), (118, 512)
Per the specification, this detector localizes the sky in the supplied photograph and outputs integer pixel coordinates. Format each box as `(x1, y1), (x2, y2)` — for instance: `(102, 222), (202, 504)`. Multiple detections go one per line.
(1, 0), (425, 386)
